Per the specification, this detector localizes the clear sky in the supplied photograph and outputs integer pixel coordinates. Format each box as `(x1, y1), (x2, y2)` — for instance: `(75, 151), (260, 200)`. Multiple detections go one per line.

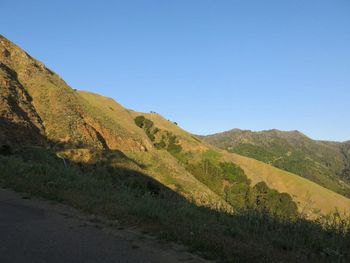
(1, 0), (349, 141)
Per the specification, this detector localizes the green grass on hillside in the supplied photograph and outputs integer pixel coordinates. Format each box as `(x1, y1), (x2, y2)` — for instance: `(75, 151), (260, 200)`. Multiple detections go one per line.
(203, 130), (350, 198)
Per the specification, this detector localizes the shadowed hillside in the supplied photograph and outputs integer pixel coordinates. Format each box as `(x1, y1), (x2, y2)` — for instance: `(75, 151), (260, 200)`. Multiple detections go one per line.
(2, 145), (350, 262)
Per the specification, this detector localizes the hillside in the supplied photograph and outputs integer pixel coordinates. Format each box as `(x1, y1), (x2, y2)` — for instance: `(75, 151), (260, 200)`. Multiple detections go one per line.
(0, 34), (225, 208)
(1, 34), (350, 262)
(127, 116), (350, 216)
(202, 129), (350, 198)
(2, 33), (350, 215)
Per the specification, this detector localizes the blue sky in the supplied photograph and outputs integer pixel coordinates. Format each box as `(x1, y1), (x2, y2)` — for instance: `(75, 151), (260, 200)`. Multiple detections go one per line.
(1, 0), (349, 141)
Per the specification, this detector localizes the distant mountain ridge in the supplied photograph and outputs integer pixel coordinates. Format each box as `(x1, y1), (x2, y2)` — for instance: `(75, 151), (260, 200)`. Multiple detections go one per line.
(202, 128), (350, 197)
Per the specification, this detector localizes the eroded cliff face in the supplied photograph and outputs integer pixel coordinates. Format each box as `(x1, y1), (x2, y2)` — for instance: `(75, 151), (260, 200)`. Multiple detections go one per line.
(0, 34), (150, 151)
(0, 62), (45, 145)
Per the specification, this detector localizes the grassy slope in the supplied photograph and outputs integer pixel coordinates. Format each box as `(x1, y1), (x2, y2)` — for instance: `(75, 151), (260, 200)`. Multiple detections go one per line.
(128, 113), (350, 216)
(76, 91), (228, 209)
(0, 35), (227, 209)
(223, 152), (350, 216)
(77, 90), (152, 148)
(129, 111), (207, 152)
(202, 129), (350, 197)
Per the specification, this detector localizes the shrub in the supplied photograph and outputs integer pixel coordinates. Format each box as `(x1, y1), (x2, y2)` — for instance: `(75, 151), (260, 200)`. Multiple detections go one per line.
(167, 134), (182, 155)
(134, 116), (156, 142)
(134, 116), (146, 128)
(248, 182), (298, 219)
(187, 158), (298, 218)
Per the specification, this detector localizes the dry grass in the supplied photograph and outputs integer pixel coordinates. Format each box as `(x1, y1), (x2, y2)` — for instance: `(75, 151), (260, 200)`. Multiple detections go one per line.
(223, 151), (350, 217)
(77, 91), (151, 145)
(128, 109), (350, 217)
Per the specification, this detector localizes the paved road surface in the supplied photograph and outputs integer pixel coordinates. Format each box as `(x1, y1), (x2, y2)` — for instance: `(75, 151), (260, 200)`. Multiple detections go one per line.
(0, 188), (209, 263)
